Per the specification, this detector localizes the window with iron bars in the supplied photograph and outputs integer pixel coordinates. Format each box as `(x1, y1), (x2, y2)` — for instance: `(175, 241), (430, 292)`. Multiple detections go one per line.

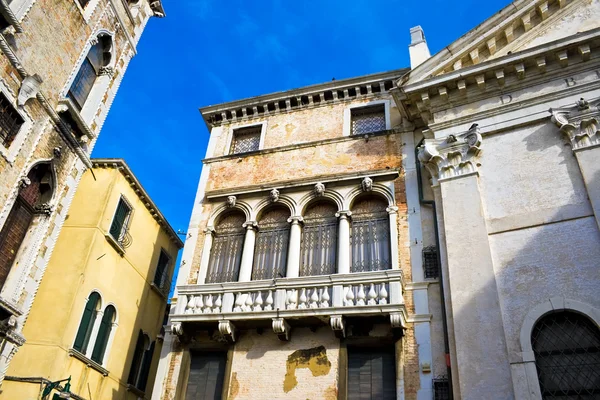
(351, 104), (386, 135)
(433, 377), (450, 400)
(230, 125), (261, 155)
(423, 246), (439, 279)
(109, 197), (132, 247)
(0, 92), (24, 149)
(153, 250), (171, 294)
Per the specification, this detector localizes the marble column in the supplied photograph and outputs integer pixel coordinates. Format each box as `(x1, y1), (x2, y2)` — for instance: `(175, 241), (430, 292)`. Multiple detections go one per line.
(285, 216), (303, 278)
(387, 206), (399, 269)
(237, 221), (257, 282)
(335, 211), (351, 274)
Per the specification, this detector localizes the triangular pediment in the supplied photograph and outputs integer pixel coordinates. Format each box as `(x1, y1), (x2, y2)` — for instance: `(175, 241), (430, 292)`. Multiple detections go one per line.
(403, 0), (600, 85)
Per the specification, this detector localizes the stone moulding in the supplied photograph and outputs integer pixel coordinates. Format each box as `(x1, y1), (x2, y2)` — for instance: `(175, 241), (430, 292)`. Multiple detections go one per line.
(550, 97), (600, 151)
(418, 124), (482, 181)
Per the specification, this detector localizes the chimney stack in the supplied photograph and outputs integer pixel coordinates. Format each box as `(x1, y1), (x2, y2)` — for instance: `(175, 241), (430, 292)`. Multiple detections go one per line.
(409, 26), (431, 69)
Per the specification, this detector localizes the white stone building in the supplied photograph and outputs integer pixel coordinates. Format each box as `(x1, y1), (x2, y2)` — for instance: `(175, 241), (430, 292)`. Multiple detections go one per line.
(153, 0), (600, 399)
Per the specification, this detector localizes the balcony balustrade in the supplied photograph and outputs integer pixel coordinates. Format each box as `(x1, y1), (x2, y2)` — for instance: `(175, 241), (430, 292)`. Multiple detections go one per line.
(170, 269), (406, 342)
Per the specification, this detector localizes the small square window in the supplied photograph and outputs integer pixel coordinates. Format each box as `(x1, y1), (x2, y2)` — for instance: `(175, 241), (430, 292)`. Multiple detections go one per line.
(351, 104), (386, 135)
(0, 92), (24, 149)
(423, 246), (439, 279)
(230, 125), (261, 155)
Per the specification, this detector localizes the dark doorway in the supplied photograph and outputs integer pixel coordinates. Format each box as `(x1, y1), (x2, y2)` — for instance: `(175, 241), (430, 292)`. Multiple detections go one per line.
(185, 351), (227, 400)
(347, 347), (396, 400)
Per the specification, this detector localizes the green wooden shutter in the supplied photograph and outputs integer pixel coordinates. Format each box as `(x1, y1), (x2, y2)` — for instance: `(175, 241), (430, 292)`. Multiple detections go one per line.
(137, 341), (155, 391)
(73, 292), (99, 352)
(127, 330), (145, 385)
(91, 305), (115, 364)
(109, 199), (130, 239)
(153, 251), (169, 288)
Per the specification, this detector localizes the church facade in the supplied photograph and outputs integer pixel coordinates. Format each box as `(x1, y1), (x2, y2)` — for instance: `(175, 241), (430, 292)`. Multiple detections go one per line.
(153, 0), (600, 399)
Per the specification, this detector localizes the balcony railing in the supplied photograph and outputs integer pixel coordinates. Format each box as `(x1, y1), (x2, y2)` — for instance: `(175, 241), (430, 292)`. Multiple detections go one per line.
(170, 269), (406, 342)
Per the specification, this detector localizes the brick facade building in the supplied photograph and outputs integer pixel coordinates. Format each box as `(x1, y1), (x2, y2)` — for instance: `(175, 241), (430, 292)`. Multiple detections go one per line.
(0, 0), (163, 387)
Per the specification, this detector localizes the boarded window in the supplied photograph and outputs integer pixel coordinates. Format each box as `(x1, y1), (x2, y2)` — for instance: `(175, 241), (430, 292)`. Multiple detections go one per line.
(185, 352), (227, 400)
(73, 292), (101, 354)
(351, 197), (390, 273)
(351, 104), (386, 135)
(230, 126), (261, 155)
(532, 311), (600, 399)
(252, 206), (290, 280)
(300, 201), (337, 276)
(348, 347), (396, 400)
(0, 92), (24, 148)
(206, 212), (245, 283)
(109, 198), (132, 244)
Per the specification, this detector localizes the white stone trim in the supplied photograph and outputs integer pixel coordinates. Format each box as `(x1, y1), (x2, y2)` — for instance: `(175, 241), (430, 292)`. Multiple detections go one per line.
(10, 0), (36, 21)
(0, 78), (34, 165)
(342, 99), (391, 137)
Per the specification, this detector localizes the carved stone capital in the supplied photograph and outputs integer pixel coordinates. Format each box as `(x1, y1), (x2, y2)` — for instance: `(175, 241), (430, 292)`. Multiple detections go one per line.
(390, 312), (406, 330)
(242, 221), (258, 230)
(287, 216), (304, 224)
(335, 210), (352, 219)
(204, 226), (216, 236)
(218, 320), (237, 343)
(418, 124), (482, 182)
(98, 66), (115, 77)
(18, 176), (31, 188)
(272, 317), (291, 341)
(386, 206), (399, 215)
(550, 98), (600, 151)
(171, 322), (183, 336)
(330, 315), (346, 338)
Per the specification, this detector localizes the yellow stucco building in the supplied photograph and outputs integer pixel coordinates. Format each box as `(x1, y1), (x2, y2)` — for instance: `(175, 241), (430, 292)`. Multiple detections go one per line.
(2, 159), (183, 400)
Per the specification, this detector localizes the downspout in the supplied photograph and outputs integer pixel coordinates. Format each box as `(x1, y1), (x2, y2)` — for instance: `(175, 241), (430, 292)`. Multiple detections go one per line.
(415, 138), (453, 398)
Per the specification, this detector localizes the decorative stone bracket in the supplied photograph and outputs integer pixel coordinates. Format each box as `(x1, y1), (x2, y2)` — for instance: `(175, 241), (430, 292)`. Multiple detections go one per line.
(218, 320), (237, 343)
(330, 315), (345, 338)
(550, 98), (600, 151)
(418, 124), (482, 182)
(272, 318), (291, 341)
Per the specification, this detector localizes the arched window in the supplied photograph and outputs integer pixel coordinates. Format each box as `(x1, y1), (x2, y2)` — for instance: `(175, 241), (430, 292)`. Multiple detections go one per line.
(73, 291), (101, 354)
(128, 330), (155, 392)
(532, 311), (600, 398)
(67, 34), (112, 110)
(91, 304), (116, 365)
(350, 196), (390, 273)
(206, 211), (246, 283)
(252, 206), (290, 280)
(300, 201), (338, 276)
(0, 162), (54, 290)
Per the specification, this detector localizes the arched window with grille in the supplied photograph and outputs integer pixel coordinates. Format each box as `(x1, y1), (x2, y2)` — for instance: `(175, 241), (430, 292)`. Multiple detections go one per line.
(206, 211), (246, 283)
(252, 206), (290, 280)
(73, 291), (101, 355)
(532, 311), (600, 398)
(300, 201), (338, 276)
(0, 162), (54, 290)
(91, 304), (116, 365)
(350, 196), (390, 273)
(67, 34), (112, 110)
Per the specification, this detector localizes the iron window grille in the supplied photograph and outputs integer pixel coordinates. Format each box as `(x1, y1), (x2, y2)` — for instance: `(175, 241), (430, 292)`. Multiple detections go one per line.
(433, 376), (450, 400)
(532, 311), (600, 399)
(0, 91), (24, 148)
(109, 197), (133, 247)
(423, 246), (439, 279)
(153, 250), (171, 294)
(206, 212), (245, 283)
(230, 125), (261, 155)
(300, 202), (338, 277)
(350, 197), (390, 273)
(351, 104), (386, 135)
(252, 207), (290, 280)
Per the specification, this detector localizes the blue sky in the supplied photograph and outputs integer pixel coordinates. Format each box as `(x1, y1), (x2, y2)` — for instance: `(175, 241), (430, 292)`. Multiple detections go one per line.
(93, 0), (511, 282)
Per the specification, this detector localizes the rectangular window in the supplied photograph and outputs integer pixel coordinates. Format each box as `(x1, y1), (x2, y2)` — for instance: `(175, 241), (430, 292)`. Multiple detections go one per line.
(185, 351), (227, 400)
(347, 347), (396, 400)
(351, 104), (386, 135)
(153, 250), (170, 292)
(229, 126), (261, 155)
(423, 246), (439, 279)
(109, 198), (132, 245)
(433, 377), (450, 400)
(0, 92), (24, 148)
(68, 57), (97, 110)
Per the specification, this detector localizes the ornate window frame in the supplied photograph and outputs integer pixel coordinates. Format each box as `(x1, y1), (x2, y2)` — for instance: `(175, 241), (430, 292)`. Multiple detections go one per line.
(0, 78), (33, 164)
(343, 99), (391, 137)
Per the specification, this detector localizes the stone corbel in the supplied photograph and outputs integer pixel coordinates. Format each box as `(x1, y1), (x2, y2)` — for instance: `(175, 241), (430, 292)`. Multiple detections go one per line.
(390, 312), (406, 330)
(550, 98), (600, 151)
(171, 322), (183, 336)
(272, 317), (291, 341)
(418, 124), (482, 182)
(218, 320), (237, 343)
(330, 315), (346, 338)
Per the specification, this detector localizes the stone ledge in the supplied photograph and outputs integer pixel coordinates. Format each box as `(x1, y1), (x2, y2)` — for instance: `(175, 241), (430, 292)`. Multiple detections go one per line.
(68, 349), (109, 376)
(104, 233), (125, 257)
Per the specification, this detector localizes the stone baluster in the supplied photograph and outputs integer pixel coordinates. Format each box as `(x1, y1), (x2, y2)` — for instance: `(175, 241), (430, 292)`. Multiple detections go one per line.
(379, 283), (388, 305)
(238, 222), (258, 282)
(253, 292), (263, 311)
(344, 285), (355, 306)
(214, 294), (222, 312)
(298, 288), (308, 309)
(233, 293), (244, 312)
(286, 217), (303, 278)
(195, 295), (204, 313)
(185, 295), (195, 314)
(335, 211), (352, 274)
(204, 294), (213, 313)
(367, 284), (377, 305)
(321, 288), (330, 307)
(244, 293), (253, 311)
(357, 284), (366, 306)
(309, 288), (319, 308)
(265, 290), (274, 311)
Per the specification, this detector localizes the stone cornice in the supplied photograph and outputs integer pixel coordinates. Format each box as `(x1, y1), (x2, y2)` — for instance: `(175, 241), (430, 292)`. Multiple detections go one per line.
(550, 97), (600, 150)
(200, 69), (407, 130)
(399, 29), (600, 124)
(92, 159), (184, 248)
(418, 125), (483, 182)
(402, 0), (576, 85)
